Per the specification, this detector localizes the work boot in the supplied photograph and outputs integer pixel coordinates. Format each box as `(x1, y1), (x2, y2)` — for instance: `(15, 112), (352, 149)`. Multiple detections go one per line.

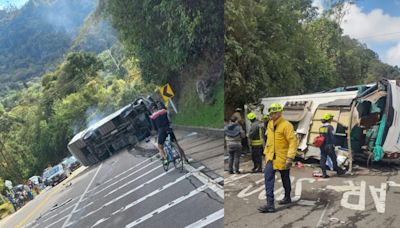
(229, 170), (234, 174)
(337, 168), (346, 176)
(278, 197), (292, 205)
(258, 204), (275, 213)
(251, 167), (257, 173)
(256, 164), (263, 173)
(322, 174), (330, 178)
(235, 170), (241, 174)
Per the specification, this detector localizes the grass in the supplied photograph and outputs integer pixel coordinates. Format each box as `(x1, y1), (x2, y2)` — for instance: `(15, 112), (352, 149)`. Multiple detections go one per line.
(0, 202), (14, 219)
(172, 78), (223, 129)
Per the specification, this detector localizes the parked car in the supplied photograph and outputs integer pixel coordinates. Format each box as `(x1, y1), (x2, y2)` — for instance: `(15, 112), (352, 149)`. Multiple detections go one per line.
(61, 156), (82, 172)
(42, 164), (70, 187)
(29, 176), (42, 185)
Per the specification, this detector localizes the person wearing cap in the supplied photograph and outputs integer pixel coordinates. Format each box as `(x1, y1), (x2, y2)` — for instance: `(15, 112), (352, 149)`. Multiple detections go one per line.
(319, 113), (345, 178)
(247, 112), (264, 173)
(258, 103), (298, 213)
(232, 108), (245, 127)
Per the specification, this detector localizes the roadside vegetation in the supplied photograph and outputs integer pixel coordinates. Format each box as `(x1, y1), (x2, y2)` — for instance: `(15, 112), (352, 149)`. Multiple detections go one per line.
(225, 0), (400, 115)
(0, 0), (222, 186)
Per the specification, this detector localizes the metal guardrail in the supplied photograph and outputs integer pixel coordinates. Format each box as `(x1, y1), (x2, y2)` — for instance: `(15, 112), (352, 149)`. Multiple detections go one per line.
(172, 125), (223, 138)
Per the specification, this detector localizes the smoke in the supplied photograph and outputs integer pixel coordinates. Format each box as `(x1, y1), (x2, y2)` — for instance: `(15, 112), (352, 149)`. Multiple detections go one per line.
(35, 0), (97, 37)
(85, 105), (105, 130)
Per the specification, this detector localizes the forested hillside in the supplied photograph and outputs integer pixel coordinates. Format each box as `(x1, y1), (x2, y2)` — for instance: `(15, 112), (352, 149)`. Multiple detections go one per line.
(225, 0), (400, 116)
(0, 0), (223, 184)
(0, 0), (116, 97)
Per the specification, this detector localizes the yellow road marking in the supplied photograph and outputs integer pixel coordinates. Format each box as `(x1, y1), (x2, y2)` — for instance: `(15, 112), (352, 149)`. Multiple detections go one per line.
(15, 185), (61, 228)
(15, 167), (87, 228)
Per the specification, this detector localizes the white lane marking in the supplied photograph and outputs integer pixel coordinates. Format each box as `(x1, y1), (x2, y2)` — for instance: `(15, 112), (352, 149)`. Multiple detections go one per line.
(341, 180), (366, 211)
(23, 197), (81, 228)
(369, 183), (387, 213)
(225, 174), (250, 184)
(91, 166), (205, 227)
(125, 185), (209, 228)
(185, 208), (224, 228)
(316, 200), (330, 228)
(84, 159), (159, 199)
(185, 164), (223, 199)
(61, 162), (103, 228)
(42, 203), (74, 223)
(387, 181), (400, 187)
(88, 154), (158, 193)
(91, 217), (109, 227)
(44, 215), (68, 228)
(120, 166), (204, 212)
(214, 177), (224, 183)
(40, 199), (89, 224)
(105, 164), (162, 197)
(77, 167), (176, 222)
(41, 201), (94, 224)
(186, 132), (198, 137)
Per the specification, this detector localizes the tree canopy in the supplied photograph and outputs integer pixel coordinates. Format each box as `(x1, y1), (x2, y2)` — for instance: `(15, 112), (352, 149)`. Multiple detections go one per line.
(224, 0), (400, 115)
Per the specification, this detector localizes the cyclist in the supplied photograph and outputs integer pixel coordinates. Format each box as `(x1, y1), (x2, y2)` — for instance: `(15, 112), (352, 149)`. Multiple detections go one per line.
(149, 103), (189, 165)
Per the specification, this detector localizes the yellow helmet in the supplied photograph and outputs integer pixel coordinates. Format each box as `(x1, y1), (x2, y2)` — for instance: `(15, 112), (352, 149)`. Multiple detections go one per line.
(322, 112), (333, 121)
(247, 112), (256, 120)
(268, 103), (283, 113)
(263, 114), (270, 120)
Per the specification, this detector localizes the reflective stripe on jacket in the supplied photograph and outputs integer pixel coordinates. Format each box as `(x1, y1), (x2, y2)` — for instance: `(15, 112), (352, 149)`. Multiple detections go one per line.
(249, 121), (263, 146)
(250, 128), (263, 146)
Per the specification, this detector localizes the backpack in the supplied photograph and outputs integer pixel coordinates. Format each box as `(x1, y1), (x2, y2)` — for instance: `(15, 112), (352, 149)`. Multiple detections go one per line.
(313, 135), (325, 148)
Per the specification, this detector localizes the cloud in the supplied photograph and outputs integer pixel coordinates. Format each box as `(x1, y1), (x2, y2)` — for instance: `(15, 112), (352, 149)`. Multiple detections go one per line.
(312, 0), (324, 15)
(341, 3), (400, 43)
(339, 3), (400, 66)
(386, 42), (400, 66)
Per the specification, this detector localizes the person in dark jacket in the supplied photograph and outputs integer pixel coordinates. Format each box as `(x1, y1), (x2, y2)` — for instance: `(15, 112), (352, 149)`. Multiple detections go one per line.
(225, 115), (245, 174)
(319, 113), (345, 178)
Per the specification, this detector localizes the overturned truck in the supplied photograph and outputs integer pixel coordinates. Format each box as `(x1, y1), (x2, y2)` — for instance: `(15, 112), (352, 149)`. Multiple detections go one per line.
(246, 79), (400, 171)
(67, 98), (154, 166)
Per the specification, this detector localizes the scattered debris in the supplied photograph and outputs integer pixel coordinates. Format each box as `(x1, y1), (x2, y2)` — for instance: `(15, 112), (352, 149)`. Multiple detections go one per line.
(295, 161), (304, 168)
(329, 217), (339, 223)
(313, 170), (323, 177)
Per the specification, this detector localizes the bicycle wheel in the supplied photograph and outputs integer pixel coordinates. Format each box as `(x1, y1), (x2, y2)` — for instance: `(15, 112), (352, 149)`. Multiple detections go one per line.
(171, 142), (184, 172)
(162, 158), (170, 171)
(162, 148), (172, 171)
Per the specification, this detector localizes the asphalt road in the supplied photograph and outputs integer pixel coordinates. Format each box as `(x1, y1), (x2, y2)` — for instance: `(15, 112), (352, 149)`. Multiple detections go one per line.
(224, 155), (400, 228)
(1, 129), (224, 228)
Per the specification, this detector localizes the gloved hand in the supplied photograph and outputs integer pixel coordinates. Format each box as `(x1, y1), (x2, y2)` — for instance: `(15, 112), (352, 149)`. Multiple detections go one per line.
(285, 158), (293, 169)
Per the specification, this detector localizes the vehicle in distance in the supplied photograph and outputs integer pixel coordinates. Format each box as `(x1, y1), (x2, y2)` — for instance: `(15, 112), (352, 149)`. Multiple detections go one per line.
(62, 156), (81, 172)
(42, 164), (70, 187)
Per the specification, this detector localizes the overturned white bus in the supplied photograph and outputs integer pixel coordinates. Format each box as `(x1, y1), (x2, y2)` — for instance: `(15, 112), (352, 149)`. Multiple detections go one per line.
(67, 97), (155, 166)
(245, 79), (400, 171)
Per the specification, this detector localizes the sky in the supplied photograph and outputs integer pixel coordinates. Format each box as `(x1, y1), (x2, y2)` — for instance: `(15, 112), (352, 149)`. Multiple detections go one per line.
(0, 0), (29, 9)
(313, 0), (400, 67)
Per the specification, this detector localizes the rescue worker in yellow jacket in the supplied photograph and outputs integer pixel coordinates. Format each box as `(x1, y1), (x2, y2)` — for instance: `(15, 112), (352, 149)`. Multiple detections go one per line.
(258, 103), (298, 213)
(247, 112), (264, 173)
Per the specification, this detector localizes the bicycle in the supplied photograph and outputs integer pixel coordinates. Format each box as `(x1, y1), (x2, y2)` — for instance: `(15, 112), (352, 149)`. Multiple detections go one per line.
(162, 133), (184, 172)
